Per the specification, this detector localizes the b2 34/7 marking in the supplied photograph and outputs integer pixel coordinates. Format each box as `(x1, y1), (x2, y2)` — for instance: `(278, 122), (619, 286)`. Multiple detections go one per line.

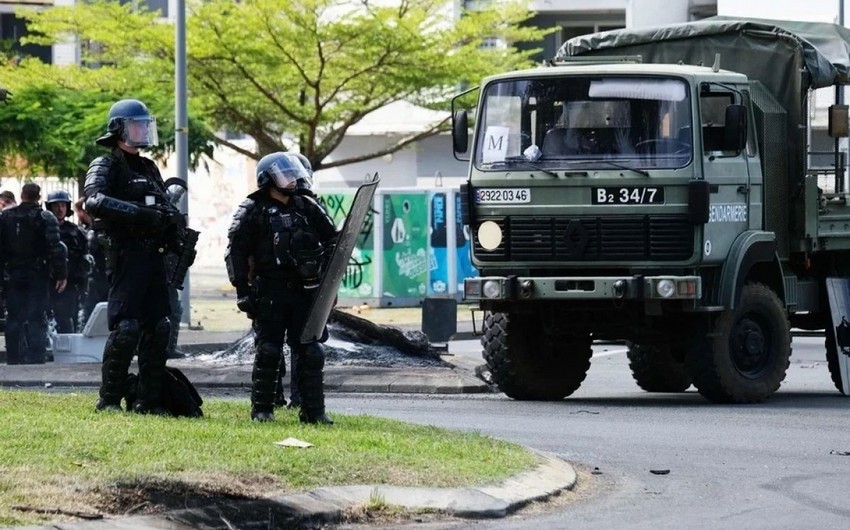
(592, 186), (664, 205)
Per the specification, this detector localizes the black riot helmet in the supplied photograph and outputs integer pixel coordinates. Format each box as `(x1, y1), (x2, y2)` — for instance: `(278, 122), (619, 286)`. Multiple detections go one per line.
(285, 152), (315, 190)
(45, 190), (73, 217)
(96, 99), (159, 148)
(256, 152), (311, 194)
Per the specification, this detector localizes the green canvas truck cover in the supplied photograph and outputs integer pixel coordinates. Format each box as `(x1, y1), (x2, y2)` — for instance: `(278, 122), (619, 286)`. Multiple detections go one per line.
(558, 17), (850, 90)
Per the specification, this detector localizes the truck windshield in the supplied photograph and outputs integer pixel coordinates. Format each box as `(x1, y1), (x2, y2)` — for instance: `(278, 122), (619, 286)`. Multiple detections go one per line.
(474, 76), (692, 172)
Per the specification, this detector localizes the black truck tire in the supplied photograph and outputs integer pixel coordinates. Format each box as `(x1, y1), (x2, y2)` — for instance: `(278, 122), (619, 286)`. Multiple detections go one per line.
(482, 311), (592, 401)
(825, 325), (847, 395)
(626, 343), (691, 392)
(686, 282), (791, 403)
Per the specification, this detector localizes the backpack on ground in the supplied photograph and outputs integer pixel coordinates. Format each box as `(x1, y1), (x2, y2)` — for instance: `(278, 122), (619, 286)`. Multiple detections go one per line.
(124, 366), (203, 418)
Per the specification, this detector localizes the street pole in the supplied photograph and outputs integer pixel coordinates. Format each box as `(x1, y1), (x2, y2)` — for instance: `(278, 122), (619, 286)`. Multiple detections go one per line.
(175, 0), (191, 325)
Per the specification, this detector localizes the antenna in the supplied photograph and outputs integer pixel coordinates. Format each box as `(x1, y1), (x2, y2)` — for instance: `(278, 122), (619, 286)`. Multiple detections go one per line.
(712, 53), (721, 72)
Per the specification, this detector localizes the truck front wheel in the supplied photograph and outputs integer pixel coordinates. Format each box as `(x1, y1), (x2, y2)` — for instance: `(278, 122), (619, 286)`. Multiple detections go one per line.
(686, 283), (791, 403)
(627, 343), (691, 392)
(482, 311), (592, 400)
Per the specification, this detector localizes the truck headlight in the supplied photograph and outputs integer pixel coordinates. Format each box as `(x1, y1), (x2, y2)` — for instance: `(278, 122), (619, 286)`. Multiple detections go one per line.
(478, 221), (503, 251)
(482, 279), (503, 299)
(655, 279), (676, 298)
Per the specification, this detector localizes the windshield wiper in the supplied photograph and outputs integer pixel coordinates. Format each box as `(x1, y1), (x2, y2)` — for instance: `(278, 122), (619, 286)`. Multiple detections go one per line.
(502, 156), (560, 178)
(596, 160), (650, 177)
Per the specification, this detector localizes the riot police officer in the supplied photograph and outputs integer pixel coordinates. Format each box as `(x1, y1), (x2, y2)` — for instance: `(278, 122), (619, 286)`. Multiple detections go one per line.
(0, 183), (67, 364)
(84, 98), (182, 413)
(225, 152), (338, 423)
(273, 152), (316, 409)
(45, 190), (91, 333)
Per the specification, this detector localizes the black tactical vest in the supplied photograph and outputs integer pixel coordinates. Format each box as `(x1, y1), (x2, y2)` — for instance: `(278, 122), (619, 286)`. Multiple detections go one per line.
(1, 205), (47, 268)
(267, 197), (325, 286)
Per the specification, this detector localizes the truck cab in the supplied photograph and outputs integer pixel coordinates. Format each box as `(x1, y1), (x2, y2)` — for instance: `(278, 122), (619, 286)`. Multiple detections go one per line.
(455, 18), (850, 403)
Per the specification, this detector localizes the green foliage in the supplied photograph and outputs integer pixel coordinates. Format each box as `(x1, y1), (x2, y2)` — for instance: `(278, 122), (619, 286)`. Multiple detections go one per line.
(7, 0), (549, 171)
(0, 70), (215, 180)
(0, 390), (534, 526)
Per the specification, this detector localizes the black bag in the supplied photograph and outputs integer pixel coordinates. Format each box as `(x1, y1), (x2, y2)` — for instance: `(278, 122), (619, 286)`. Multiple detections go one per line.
(162, 366), (204, 418)
(124, 367), (203, 417)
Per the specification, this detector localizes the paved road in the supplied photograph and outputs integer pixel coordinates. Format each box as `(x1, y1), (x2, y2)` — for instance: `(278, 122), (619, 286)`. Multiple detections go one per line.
(327, 336), (850, 529)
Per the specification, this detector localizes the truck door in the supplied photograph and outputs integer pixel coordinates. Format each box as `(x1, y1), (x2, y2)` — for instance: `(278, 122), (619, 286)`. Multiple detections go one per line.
(699, 87), (750, 264)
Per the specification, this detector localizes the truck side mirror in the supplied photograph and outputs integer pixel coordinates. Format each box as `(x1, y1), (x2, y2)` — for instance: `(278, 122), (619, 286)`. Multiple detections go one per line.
(453, 110), (469, 155)
(687, 179), (711, 224)
(829, 105), (849, 138)
(724, 104), (747, 152)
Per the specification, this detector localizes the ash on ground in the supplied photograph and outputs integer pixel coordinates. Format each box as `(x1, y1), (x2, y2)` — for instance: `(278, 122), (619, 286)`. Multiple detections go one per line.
(193, 323), (448, 368)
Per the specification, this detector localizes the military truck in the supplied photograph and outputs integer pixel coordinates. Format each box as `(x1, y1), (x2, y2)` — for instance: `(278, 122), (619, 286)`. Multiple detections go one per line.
(453, 18), (850, 403)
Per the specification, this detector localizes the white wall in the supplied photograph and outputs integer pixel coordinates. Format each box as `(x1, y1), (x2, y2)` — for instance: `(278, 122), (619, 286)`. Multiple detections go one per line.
(627, 0), (689, 28)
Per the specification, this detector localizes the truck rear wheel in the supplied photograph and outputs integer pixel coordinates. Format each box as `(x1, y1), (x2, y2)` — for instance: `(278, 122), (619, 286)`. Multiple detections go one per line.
(686, 283), (791, 403)
(627, 343), (691, 392)
(825, 326), (847, 395)
(482, 311), (592, 400)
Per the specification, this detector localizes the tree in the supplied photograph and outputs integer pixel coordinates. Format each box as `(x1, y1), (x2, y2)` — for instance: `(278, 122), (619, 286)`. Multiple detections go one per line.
(0, 66), (214, 185)
(14, 0), (549, 170)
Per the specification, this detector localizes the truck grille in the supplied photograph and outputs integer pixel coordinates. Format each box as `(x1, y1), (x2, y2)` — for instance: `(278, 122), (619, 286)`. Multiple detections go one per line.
(474, 215), (694, 262)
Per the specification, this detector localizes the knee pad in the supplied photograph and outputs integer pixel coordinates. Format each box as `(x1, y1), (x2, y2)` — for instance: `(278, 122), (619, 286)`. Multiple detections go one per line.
(108, 319), (142, 358)
(296, 343), (324, 371)
(254, 341), (283, 371)
(150, 317), (171, 343)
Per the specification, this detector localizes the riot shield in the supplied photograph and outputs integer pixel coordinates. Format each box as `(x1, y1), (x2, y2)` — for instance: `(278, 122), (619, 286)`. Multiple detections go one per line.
(300, 173), (380, 343)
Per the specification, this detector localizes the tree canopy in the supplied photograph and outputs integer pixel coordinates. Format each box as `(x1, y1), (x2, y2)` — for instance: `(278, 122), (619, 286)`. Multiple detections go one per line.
(6, 0), (547, 171)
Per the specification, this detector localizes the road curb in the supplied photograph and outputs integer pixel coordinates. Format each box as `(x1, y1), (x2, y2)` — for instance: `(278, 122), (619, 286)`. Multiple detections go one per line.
(15, 451), (576, 529)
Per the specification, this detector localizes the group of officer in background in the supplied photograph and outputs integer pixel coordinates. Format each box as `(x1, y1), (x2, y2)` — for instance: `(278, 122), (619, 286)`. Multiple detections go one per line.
(0, 183), (104, 365)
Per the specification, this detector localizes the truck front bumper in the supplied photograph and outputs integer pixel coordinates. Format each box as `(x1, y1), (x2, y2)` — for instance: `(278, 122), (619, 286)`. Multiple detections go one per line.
(463, 275), (701, 302)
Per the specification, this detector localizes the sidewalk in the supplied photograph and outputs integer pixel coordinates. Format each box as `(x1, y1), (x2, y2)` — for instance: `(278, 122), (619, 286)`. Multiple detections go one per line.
(0, 327), (489, 395)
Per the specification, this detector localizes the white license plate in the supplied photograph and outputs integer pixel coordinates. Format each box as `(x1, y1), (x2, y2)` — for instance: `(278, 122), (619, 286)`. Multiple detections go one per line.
(475, 188), (531, 204)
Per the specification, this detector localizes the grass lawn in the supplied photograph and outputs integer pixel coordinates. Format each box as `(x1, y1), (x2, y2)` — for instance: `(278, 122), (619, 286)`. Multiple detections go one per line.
(0, 390), (535, 527)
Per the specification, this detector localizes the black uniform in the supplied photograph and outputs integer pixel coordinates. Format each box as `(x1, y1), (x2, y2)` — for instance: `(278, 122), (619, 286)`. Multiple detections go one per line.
(84, 148), (176, 412)
(225, 190), (337, 421)
(51, 220), (90, 333)
(0, 202), (67, 364)
(82, 228), (110, 325)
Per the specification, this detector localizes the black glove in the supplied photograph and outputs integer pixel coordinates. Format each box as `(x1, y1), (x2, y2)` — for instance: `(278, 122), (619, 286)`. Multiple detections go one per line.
(237, 296), (257, 317)
(138, 207), (164, 228)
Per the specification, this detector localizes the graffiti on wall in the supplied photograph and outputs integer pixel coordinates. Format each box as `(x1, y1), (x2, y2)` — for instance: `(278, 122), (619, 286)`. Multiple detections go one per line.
(317, 193), (376, 298)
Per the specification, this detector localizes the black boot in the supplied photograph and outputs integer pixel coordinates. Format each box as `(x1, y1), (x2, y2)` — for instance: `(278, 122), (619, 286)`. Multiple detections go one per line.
(95, 397), (122, 412)
(98, 319), (141, 412)
(133, 319), (169, 415)
(299, 409), (333, 425)
(251, 407), (275, 422)
(273, 356), (287, 408)
(251, 341), (282, 421)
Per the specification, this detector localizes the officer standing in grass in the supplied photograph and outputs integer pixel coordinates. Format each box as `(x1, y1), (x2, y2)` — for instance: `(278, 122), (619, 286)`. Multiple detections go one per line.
(273, 151), (325, 409)
(225, 152), (337, 424)
(45, 190), (91, 333)
(0, 183), (67, 364)
(85, 98), (180, 413)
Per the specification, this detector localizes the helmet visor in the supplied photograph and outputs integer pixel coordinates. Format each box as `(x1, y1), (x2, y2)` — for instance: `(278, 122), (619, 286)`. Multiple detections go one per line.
(122, 116), (158, 147)
(268, 155), (310, 189)
(296, 174), (314, 190)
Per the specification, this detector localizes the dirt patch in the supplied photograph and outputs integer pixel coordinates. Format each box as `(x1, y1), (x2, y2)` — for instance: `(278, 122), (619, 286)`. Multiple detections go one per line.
(92, 478), (329, 529)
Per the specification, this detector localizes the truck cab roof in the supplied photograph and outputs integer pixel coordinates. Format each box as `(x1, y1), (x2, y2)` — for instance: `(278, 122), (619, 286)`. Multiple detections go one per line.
(482, 63), (748, 87)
